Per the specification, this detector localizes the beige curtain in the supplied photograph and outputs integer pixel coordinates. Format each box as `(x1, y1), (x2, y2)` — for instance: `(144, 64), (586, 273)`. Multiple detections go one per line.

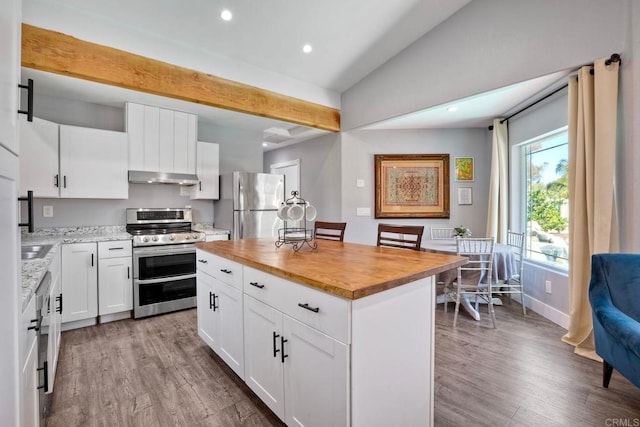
(562, 57), (620, 360)
(486, 119), (509, 242)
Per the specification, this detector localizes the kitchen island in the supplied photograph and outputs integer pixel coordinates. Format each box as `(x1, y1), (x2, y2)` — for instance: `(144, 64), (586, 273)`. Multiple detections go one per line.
(195, 238), (466, 427)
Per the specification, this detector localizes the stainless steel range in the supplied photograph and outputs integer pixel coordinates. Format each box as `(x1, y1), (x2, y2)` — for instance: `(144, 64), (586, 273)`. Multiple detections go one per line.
(126, 208), (205, 318)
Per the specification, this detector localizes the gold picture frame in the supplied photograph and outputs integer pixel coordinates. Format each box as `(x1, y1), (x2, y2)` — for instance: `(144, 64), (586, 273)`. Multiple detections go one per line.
(374, 154), (450, 218)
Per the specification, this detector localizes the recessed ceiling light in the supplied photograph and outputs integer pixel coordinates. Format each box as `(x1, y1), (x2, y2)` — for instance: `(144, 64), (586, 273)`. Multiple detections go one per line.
(447, 106), (458, 112)
(302, 44), (313, 54)
(262, 142), (268, 147)
(220, 9), (232, 21)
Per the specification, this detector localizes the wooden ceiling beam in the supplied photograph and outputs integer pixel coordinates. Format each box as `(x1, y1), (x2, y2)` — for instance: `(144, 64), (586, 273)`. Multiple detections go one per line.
(21, 24), (340, 132)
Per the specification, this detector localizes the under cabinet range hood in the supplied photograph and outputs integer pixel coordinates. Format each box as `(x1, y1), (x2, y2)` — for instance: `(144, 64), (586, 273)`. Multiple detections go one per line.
(128, 170), (199, 186)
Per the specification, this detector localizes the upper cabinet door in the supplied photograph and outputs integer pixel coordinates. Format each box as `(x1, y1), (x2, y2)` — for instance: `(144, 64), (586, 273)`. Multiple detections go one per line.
(0, 0), (20, 155)
(59, 125), (128, 199)
(126, 102), (197, 174)
(126, 102), (144, 171)
(191, 141), (219, 200)
(19, 116), (60, 198)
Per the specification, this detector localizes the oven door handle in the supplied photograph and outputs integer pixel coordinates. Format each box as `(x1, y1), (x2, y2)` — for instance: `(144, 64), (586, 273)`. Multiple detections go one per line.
(135, 274), (196, 285)
(133, 245), (196, 256)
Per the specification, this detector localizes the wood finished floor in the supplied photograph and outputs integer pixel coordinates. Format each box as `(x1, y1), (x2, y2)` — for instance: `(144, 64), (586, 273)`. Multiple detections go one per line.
(46, 303), (640, 427)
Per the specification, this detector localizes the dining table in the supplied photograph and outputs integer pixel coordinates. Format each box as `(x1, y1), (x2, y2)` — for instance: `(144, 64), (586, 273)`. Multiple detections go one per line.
(421, 239), (517, 321)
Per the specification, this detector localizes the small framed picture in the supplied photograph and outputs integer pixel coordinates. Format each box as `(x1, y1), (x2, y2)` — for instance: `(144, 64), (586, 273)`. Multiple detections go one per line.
(457, 187), (473, 205)
(455, 157), (474, 182)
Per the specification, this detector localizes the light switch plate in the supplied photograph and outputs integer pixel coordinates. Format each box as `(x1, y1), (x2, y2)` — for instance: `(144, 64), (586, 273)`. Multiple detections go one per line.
(43, 205), (53, 217)
(356, 179), (365, 188)
(356, 207), (371, 216)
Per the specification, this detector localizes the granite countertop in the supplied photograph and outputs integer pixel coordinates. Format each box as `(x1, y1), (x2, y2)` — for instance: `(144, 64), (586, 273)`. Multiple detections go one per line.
(192, 223), (230, 235)
(21, 226), (133, 311)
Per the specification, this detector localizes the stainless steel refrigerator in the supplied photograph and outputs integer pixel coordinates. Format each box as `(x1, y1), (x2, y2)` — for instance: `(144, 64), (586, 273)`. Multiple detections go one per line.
(214, 172), (285, 239)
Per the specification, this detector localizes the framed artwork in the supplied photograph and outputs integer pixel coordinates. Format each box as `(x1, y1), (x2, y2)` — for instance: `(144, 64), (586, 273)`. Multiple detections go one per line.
(454, 157), (474, 181)
(457, 187), (473, 205)
(374, 154), (450, 218)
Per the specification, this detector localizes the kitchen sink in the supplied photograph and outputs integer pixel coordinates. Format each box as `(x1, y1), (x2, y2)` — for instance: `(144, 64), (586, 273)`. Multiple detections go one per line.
(21, 244), (52, 260)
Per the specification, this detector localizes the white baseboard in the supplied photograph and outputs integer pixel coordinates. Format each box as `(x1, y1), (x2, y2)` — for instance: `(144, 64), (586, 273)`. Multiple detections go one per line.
(61, 317), (97, 331)
(523, 295), (569, 330)
(99, 311), (132, 324)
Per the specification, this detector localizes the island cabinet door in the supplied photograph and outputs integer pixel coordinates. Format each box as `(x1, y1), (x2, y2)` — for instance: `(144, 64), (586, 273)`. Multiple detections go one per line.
(196, 271), (218, 350)
(283, 315), (348, 427)
(215, 280), (244, 379)
(243, 295), (285, 419)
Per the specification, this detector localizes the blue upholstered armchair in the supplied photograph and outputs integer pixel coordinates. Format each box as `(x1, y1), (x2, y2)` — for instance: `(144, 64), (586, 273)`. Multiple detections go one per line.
(589, 254), (640, 388)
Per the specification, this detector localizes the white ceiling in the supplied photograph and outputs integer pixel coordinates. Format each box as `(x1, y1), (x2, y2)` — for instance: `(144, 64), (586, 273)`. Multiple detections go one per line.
(22, 0), (572, 149)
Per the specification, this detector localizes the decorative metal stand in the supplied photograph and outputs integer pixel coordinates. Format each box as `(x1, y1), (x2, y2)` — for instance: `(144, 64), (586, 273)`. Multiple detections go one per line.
(275, 191), (317, 252)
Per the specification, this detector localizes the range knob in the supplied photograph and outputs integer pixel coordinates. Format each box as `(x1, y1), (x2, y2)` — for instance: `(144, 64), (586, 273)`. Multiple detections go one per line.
(192, 233), (200, 239)
(152, 235), (158, 241)
(169, 234), (175, 241)
(184, 235), (191, 240)
(142, 236), (149, 243)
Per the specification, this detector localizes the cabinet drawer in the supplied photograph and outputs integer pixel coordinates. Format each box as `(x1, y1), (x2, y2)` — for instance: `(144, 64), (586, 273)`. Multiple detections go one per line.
(20, 295), (37, 366)
(98, 240), (132, 259)
(244, 266), (350, 344)
(196, 249), (242, 290)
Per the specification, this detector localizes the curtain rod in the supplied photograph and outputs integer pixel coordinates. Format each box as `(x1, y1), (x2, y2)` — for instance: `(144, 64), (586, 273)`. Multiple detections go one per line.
(488, 53), (621, 131)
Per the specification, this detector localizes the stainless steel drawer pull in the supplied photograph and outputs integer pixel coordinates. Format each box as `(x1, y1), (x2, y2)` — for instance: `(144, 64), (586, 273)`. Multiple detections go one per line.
(298, 303), (320, 313)
(249, 281), (265, 289)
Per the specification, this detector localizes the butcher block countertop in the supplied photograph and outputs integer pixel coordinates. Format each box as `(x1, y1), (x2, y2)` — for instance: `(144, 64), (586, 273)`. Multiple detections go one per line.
(196, 238), (467, 300)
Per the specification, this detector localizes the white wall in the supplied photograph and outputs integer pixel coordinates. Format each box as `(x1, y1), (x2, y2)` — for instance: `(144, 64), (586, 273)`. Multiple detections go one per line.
(199, 121), (264, 175)
(341, 128), (490, 245)
(341, 0), (627, 130)
(263, 133), (342, 222)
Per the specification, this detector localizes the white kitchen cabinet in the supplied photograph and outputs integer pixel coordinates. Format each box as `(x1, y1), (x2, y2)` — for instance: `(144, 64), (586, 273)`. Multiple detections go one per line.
(0, 0), (20, 155)
(1, 2), (21, 425)
(196, 270), (244, 379)
(97, 241), (133, 316)
(20, 295), (38, 427)
(19, 120), (128, 199)
(243, 295), (347, 426)
(126, 102), (196, 174)
(59, 125), (128, 199)
(19, 116), (59, 197)
(190, 141), (219, 200)
(61, 243), (98, 324)
(44, 249), (62, 393)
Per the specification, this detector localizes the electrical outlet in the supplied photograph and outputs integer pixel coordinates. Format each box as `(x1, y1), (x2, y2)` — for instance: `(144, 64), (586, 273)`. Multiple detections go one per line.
(179, 186), (191, 196)
(43, 205), (53, 218)
(545, 280), (552, 294)
(356, 207), (371, 216)
(356, 179), (365, 188)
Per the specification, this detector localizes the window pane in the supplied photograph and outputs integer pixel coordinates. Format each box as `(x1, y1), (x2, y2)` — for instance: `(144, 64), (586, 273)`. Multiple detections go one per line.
(524, 131), (569, 268)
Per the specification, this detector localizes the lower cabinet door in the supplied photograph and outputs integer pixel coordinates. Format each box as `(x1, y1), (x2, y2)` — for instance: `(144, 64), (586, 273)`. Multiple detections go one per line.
(21, 336), (38, 427)
(98, 257), (132, 315)
(243, 295), (285, 419)
(216, 281), (244, 379)
(61, 243), (98, 323)
(283, 315), (348, 427)
(196, 271), (218, 349)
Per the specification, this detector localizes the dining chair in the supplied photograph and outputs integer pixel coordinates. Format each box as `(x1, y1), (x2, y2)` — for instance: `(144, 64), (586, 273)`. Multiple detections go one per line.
(314, 221), (347, 242)
(452, 237), (496, 328)
(430, 227), (455, 240)
(497, 230), (527, 316)
(377, 224), (424, 251)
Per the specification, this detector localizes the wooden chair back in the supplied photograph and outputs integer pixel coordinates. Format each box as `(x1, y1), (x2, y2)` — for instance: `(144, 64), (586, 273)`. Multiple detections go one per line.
(377, 224), (424, 251)
(314, 221), (347, 242)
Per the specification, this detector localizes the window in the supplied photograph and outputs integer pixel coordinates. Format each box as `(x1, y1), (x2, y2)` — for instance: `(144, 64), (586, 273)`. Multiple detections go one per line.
(523, 129), (568, 268)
